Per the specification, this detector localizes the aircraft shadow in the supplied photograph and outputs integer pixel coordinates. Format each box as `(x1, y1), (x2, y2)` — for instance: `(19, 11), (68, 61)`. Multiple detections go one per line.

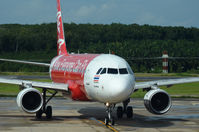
(78, 107), (188, 128)
(0, 106), (188, 128)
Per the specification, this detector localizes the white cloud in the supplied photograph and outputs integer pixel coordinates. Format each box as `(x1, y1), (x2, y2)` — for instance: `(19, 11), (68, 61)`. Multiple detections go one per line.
(101, 4), (109, 10)
(75, 5), (97, 17)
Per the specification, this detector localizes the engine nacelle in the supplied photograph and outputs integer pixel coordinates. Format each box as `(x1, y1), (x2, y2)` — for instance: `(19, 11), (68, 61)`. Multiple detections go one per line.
(17, 88), (43, 113)
(144, 89), (172, 115)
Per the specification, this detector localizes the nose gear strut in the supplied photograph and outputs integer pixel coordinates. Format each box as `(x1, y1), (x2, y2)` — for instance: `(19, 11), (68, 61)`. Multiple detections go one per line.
(105, 103), (115, 125)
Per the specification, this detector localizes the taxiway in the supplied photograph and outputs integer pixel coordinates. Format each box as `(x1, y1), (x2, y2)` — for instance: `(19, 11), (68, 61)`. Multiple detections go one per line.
(0, 97), (199, 132)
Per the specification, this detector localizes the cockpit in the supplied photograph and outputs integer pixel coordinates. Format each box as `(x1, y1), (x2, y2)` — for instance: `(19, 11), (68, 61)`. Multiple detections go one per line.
(96, 68), (133, 75)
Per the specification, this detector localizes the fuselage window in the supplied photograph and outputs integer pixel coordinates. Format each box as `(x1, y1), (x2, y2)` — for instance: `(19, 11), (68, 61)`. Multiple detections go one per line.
(119, 68), (128, 74)
(108, 68), (118, 74)
(100, 68), (107, 74)
(96, 68), (102, 74)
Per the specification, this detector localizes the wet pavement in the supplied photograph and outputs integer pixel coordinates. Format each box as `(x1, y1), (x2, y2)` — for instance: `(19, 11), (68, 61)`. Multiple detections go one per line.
(0, 98), (199, 132)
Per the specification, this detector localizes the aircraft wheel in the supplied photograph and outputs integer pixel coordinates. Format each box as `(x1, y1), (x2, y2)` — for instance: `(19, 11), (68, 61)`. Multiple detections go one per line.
(110, 117), (115, 125)
(36, 109), (43, 119)
(105, 117), (109, 125)
(46, 106), (52, 119)
(126, 106), (133, 118)
(117, 106), (123, 119)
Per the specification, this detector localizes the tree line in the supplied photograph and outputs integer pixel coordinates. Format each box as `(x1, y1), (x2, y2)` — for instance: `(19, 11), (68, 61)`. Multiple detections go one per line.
(0, 23), (199, 73)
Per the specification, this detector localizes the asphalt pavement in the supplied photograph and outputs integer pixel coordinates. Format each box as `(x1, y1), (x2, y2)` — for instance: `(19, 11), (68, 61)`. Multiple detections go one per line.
(0, 98), (199, 132)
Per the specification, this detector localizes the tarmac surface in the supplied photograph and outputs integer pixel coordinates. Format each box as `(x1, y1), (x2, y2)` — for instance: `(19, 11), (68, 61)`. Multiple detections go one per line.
(0, 97), (199, 132)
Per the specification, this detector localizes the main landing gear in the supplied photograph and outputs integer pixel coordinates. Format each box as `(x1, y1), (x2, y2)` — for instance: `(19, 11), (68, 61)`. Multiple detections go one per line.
(117, 98), (133, 119)
(36, 89), (57, 119)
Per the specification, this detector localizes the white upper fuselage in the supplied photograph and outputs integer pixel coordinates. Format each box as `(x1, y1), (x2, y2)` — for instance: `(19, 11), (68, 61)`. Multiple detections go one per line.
(84, 54), (135, 104)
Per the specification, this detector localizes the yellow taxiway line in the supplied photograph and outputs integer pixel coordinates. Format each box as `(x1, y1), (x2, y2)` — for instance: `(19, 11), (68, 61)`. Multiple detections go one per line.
(97, 120), (119, 132)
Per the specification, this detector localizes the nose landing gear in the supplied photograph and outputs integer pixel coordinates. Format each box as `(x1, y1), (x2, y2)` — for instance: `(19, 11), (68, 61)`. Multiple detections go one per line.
(104, 99), (133, 125)
(105, 103), (115, 125)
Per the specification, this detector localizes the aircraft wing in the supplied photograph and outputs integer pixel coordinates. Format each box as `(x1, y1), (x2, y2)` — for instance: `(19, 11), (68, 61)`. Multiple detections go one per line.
(0, 78), (68, 91)
(135, 77), (199, 90)
(0, 58), (50, 67)
(0, 59), (67, 91)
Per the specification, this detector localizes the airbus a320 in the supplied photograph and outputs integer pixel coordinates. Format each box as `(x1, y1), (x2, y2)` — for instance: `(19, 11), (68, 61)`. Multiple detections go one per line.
(0, 0), (199, 126)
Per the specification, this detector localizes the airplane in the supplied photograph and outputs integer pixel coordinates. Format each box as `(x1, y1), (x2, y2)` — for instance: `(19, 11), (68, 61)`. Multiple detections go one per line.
(1, 0), (199, 126)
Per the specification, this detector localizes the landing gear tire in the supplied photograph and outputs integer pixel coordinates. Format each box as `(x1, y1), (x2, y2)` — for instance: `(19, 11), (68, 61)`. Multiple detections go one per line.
(35, 89), (57, 119)
(46, 106), (52, 119)
(105, 117), (109, 125)
(117, 106), (123, 119)
(110, 117), (115, 125)
(105, 116), (115, 126)
(126, 106), (133, 118)
(36, 109), (43, 119)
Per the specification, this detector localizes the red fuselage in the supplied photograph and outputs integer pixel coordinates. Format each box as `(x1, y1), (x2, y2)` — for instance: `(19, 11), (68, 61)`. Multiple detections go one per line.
(50, 54), (99, 101)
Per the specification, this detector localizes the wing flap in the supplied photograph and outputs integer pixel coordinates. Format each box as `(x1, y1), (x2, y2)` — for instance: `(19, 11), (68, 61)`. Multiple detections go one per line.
(0, 78), (68, 91)
(135, 77), (199, 89)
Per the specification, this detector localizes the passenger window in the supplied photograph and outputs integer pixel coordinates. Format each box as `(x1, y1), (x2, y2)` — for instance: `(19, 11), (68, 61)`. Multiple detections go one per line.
(119, 68), (128, 74)
(108, 68), (118, 74)
(100, 68), (107, 74)
(96, 68), (102, 74)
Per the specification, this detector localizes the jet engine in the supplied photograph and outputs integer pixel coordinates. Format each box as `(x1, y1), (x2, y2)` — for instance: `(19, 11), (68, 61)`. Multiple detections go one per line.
(144, 89), (171, 115)
(17, 88), (43, 113)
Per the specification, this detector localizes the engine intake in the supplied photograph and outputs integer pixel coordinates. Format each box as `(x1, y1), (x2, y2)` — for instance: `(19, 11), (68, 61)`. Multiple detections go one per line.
(17, 88), (43, 113)
(144, 89), (171, 115)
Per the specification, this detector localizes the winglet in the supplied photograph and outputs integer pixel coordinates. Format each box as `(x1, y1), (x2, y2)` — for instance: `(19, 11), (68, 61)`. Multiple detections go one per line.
(57, 0), (68, 56)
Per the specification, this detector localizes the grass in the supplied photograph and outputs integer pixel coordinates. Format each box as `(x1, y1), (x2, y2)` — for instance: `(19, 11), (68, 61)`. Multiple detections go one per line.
(0, 72), (49, 76)
(0, 72), (199, 98)
(0, 78), (52, 96)
(132, 73), (199, 98)
(0, 84), (19, 94)
(0, 72), (198, 77)
(1, 81), (199, 98)
(134, 73), (199, 77)
(131, 82), (199, 98)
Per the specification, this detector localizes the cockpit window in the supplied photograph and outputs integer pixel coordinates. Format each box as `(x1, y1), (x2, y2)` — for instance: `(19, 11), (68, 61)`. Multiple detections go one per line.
(119, 68), (128, 74)
(100, 68), (107, 74)
(96, 68), (102, 74)
(99, 68), (129, 75)
(108, 68), (118, 74)
(128, 67), (134, 75)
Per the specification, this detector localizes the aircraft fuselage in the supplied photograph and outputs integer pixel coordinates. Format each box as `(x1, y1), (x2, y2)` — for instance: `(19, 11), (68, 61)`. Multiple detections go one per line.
(50, 54), (135, 103)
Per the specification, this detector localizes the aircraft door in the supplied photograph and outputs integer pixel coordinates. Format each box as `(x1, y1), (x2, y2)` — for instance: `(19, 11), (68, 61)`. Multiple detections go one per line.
(84, 67), (98, 99)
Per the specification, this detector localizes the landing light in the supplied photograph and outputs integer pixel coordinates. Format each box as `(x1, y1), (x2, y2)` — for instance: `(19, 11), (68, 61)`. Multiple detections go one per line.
(105, 102), (110, 107)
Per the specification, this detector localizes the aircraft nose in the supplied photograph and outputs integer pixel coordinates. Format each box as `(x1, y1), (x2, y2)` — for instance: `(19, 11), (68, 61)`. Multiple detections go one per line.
(106, 76), (134, 103)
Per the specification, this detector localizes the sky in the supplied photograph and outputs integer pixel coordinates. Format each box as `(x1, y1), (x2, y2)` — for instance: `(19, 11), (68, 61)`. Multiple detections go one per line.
(0, 0), (199, 28)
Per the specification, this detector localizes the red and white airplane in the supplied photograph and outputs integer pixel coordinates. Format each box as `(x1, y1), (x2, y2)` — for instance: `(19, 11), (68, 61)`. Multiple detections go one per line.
(1, 0), (199, 125)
